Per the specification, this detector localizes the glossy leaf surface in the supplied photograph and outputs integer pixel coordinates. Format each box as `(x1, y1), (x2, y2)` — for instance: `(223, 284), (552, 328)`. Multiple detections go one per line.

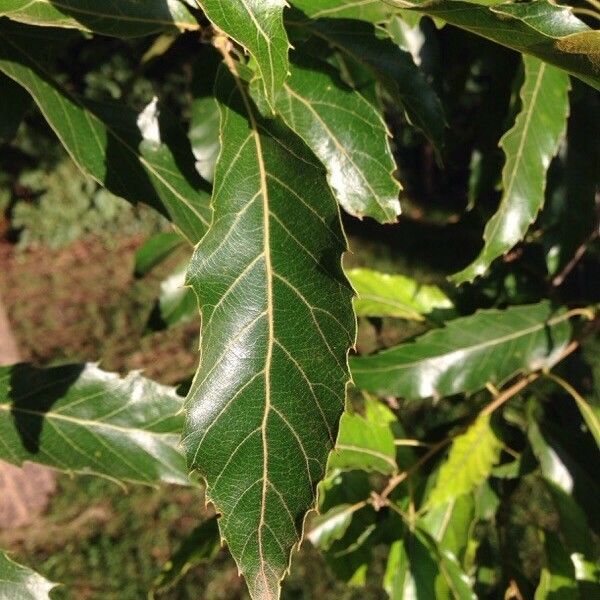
(0, 0), (198, 37)
(274, 57), (400, 222)
(289, 16), (445, 150)
(196, 0), (289, 112)
(427, 415), (502, 508)
(290, 0), (390, 21)
(452, 57), (570, 283)
(0, 23), (211, 243)
(0, 552), (56, 600)
(347, 268), (452, 319)
(0, 363), (189, 486)
(351, 302), (572, 399)
(183, 64), (355, 600)
(387, 0), (600, 90)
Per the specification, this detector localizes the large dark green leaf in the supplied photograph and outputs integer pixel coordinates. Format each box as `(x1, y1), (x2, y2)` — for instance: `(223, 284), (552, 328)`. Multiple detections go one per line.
(0, 22), (211, 243)
(182, 63), (355, 600)
(274, 56), (401, 222)
(0, 0), (198, 37)
(195, 0), (289, 112)
(0, 552), (56, 600)
(0, 363), (189, 486)
(351, 302), (572, 400)
(386, 0), (600, 90)
(452, 57), (570, 283)
(288, 15), (445, 150)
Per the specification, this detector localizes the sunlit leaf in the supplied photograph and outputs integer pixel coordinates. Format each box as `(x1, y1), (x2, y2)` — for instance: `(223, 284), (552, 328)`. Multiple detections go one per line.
(351, 302), (572, 400)
(0, 552), (56, 600)
(0, 363), (189, 486)
(452, 57), (570, 283)
(182, 63), (355, 600)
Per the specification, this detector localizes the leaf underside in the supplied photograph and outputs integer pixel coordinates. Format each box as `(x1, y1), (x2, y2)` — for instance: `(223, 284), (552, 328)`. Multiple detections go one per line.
(183, 64), (355, 600)
(0, 551), (56, 600)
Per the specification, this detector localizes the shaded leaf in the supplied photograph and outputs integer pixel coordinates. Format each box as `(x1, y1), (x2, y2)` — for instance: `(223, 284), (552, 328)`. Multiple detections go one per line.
(347, 267), (452, 320)
(182, 63), (355, 600)
(452, 57), (570, 283)
(273, 56), (400, 222)
(0, 552), (56, 600)
(0, 72), (30, 143)
(427, 414), (502, 509)
(153, 516), (221, 593)
(196, 0), (289, 112)
(0, 0), (198, 37)
(0, 363), (189, 486)
(157, 261), (197, 328)
(351, 302), (572, 400)
(0, 22), (211, 243)
(387, 0), (600, 90)
(134, 231), (185, 277)
(534, 531), (578, 600)
(290, 0), (391, 21)
(307, 502), (364, 551)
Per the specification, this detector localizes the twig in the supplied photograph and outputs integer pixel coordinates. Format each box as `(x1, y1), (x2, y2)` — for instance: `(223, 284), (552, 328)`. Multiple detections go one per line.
(552, 229), (599, 287)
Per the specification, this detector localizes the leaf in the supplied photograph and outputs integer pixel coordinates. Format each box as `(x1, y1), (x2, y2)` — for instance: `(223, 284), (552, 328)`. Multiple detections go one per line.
(288, 15), (446, 150)
(0, 22), (211, 243)
(273, 55), (400, 222)
(534, 531), (579, 600)
(329, 411), (397, 475)
(0, 72), (30, 143)
(190, 48), (221, 184)
(290, 0), (391, 21)
(0, 0), (198, 37)
(134, 231), (185, 277)
(426, 414), (502, 509)
(452, 57), (570, 283)
(386, 0), (600, 90)
(157, 261), (197, 328)
(195, 0), (289, 112)
(153, 516), (221, 592)
(307, 502), (364, 550)
(0, 363), (189, 486)
(347, 268), (453, 320)
(182, 63), (355, 600)
(0, 552), (56, 600)
(351, 302), (572, 400)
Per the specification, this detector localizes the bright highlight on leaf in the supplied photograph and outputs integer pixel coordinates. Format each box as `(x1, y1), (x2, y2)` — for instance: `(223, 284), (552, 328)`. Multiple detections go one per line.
(347, 268), (452, 320)
(351, 302), (572, 400)
(0, 552), (57, 600)
(0, 363), (189, 486)
(452, 57), (570, 283)
(182, 63), (355, 600)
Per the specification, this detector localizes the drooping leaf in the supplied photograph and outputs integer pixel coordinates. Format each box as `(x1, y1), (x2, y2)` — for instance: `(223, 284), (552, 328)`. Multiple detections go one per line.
(0, 22), (211, 243)
(195, 0), (289, 112)
(134, 231), (186, 277)
(0, 552), (56, 600)
(452, 57), (570, 283)
(426, 414), (502, 509)
(189, 48), (221, 184)
(329, 411), (397, 475)
(0, 72), (30, 143)
(182, 63), (355, 600)
(288, 15), (446, 150)
(157, 260), (197, 328)
(386, 0), (600, 90)
(307, 502), (363, 551)
(272, 56), (400, 222)
(351, 302), (572, 400)
(0, 0), (198, 37)
(290, 0), (391, 21)
(153, 516), (221, 593)
(534, 531), (579, 600)
(0, 363), (189, 486)
(347, 268), (452, 320)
